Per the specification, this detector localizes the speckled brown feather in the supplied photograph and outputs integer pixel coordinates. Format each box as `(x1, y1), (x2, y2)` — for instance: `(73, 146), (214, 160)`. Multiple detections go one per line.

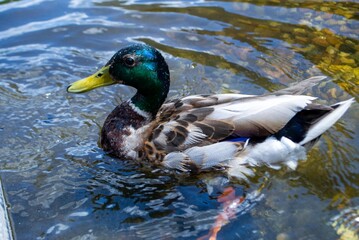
(144, 96), (239, 156)
(138, 95), (245, 162)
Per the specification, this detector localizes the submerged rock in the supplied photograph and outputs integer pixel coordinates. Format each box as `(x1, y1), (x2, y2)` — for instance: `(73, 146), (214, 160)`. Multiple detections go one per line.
(331, 206), (359, 240)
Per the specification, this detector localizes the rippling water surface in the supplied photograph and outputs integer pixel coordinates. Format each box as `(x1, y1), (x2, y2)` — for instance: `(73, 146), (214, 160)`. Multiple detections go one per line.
(0, 0), (358, 239)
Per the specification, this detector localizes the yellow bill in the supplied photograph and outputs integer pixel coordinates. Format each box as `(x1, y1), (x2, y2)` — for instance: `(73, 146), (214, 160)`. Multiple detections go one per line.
(67, 66), (116, 93)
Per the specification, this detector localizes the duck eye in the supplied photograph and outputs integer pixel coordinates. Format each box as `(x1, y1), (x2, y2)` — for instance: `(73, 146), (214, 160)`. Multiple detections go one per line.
(124, 56), (136, 67)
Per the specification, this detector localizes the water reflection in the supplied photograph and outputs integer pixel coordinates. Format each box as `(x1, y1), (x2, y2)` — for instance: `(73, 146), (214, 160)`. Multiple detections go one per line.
(0, 0), (358, 239)
(98, 0), (358, 95)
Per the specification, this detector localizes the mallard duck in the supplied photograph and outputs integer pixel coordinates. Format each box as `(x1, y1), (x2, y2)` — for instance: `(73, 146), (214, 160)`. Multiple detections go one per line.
(67, 44), (353, 179)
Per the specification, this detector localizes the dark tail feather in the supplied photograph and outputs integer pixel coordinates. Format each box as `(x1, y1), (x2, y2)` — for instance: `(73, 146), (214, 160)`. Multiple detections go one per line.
(275, 98), (354, 145)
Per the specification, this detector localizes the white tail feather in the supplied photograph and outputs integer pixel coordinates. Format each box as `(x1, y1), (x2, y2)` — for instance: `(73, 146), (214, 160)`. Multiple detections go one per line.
(299, 98), (354, 145)
(227, 137), (306, 179)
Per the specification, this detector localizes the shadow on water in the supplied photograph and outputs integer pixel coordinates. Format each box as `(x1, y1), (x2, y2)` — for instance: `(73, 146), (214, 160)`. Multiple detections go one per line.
(0, 0), (358, 239)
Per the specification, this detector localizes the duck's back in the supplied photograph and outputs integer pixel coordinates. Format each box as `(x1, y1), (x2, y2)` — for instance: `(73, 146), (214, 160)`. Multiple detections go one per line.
(140, 93), (353, 178)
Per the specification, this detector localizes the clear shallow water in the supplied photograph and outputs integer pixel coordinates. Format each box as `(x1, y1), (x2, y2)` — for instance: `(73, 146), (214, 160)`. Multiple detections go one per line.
(0, 0), (358, 239)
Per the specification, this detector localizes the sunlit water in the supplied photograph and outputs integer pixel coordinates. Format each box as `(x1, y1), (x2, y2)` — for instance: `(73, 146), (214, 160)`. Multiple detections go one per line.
(0, 0), (358, 239)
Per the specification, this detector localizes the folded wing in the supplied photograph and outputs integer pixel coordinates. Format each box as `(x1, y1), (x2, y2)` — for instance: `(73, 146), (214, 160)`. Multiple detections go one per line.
(149, 94), (316, 152)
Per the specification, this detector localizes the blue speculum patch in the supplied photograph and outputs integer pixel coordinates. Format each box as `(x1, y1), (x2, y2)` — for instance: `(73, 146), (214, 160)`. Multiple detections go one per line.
(225, 137), (250, 142)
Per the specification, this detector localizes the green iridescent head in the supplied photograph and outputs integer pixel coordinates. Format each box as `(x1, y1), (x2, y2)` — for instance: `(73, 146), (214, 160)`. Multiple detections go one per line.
(67, 44), (170, 116)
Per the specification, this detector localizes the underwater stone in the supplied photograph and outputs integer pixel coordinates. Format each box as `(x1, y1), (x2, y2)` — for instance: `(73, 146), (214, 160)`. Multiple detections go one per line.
(326, 46), (337, 55)
(295, 36), (309, 44)
(276, 232), (290, 240)
(340, 41), (356, 53)
(312, 36), (329, 47)
(326, 35), (341, 46)
(339, 57), (355, 66)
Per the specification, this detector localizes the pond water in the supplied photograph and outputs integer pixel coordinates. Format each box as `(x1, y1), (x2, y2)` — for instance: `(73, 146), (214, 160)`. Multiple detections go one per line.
(0, 0), (358, 239)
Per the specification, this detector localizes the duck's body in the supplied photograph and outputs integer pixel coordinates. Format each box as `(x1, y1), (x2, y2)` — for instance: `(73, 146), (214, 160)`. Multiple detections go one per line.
(68, 44), (353, 179)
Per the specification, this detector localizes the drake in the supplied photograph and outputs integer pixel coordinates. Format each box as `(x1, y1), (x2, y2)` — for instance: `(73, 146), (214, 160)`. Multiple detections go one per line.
(67, 44), (353, 179)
